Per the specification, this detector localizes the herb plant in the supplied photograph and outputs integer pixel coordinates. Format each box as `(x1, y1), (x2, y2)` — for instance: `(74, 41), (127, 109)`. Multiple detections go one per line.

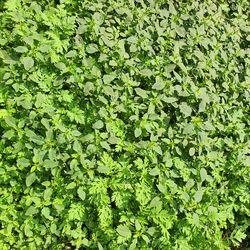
(0, 0), (249, 249)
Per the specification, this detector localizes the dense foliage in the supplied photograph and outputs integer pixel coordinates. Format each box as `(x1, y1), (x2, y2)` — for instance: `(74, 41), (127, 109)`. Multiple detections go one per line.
(0, 0), (249, 249)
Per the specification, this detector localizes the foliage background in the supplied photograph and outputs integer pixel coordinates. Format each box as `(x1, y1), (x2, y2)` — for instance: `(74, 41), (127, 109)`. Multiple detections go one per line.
(0, 0), (249, 249)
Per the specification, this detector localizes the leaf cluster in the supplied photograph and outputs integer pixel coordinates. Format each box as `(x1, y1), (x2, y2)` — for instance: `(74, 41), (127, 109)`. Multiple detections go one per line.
(0, 0), (249, 249)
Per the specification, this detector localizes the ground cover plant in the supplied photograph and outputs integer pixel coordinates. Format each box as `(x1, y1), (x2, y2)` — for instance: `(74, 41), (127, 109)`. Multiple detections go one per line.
(0, 0), (249, 249)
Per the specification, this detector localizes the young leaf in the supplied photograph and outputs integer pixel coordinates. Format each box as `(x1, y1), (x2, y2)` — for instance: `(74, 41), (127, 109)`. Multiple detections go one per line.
(117, 225), (131, 237)
(86, 44), (98, 54)
(179, 102), (192, 117)
(152, 80), (165, 90)
(66, 182), (76, 190)
(135, 88), (148, 98)
(25, 206), (38, 216)
(23, 57), (34, 71)
(194, 190), (203, 203)
(149, 168), (160, 176)
(41, 207), (52, 220)
(140, 68), (153, 77)
(14, 46), (28, 53)
(163, 97), (178, 103)
(26, 173), (37, 187)
(134, 127), (142, 137)
(97, 165), (110, 174)
(150, 196), (162, 207)
(193, 213), (199, 225)
(200, 168), (207, 182)
(92, 120), (104, 129)
(103, 74), (116, 84)
(77, 187), (86, 201)
(189, 147), (195, 156)
(100, 141), (111, 150)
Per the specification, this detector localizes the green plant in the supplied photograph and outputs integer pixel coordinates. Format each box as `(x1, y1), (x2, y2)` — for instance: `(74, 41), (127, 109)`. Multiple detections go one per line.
(0, 0), (249, 249)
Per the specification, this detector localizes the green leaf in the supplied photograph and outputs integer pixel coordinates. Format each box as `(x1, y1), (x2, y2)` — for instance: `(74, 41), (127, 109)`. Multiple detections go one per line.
(135, 220), (141, 231)
(193, 213), (199, 225)
(176, 26), (186, 37)
(97, 165), (110, 173)
(72, 130), (81, 137)
(65, 50), (77, 58)
(24, 224), (33, 237)
(157, 183), (167, 193)
(182, 192), (190, 202)
(25, 130), (44, 145)
(44, 188), (53, 200)
(84, 81), (95, 95)
(198, 99), (207, 113)
(153, 145), (162, 155)
(141, 234), (150, 244)
(189, 147), (195, 156)
(98, 242), (104, 250)
(3, 129), (15, 139)
(92, 120), (104, 129)
(129, 239), (137, 250)
(152, 77), (165, 90)
(163, 97), (178, 103)
(200, 168), (207, 182)
(50, 223), (57, 234)
(194, 190), (203, 203)
(14, 46), (28, 53)
(26, 173), (37, 187)
(140, 68), (153, 77)
(117, 225), (131, 237)
(17, 158), (30, 167)
(73, 140), (82, 153)
(103, 74), (116, 84)
(147, 227), (156, 236)
(108, 136), (120, 144)
(183, 124), (194, 134)
(134, 127), (142, 137)
(25, 206), (38, 216)
(149, 168), (160, 176)
(100, 141), (111, 150)
(186, 179), (194, 189)
(77, 187), (86, 201)
(179, 102), (192, 117)
(135, 88), (148, 98)
(165, 64), (176, 73)
(86, 43), (98, 54)
(66, 182), (76, 190)
(4, 116), (16, 128)
(23, 57), (34, 71)
(41, 207), (52, 220)
(39, 44), (51, 53)
(150, 196), (162, 207)
(55, 62), (67, 71)
(204, 121), (215, 131)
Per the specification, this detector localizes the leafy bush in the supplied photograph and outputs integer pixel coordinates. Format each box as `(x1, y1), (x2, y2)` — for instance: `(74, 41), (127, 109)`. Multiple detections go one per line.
(0, 0), (249, 249)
